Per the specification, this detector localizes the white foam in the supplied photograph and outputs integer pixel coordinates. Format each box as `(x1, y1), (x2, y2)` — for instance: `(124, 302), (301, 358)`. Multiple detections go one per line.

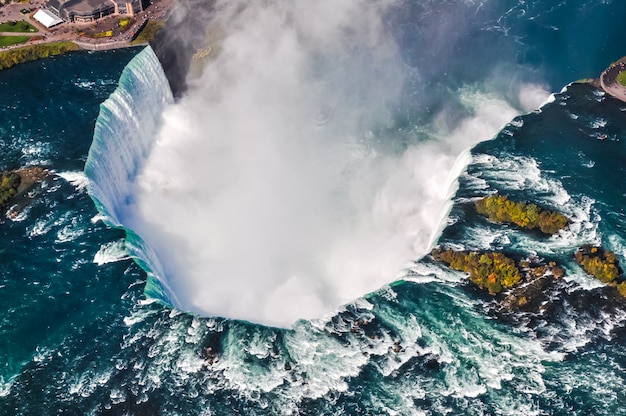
(94, 240), (131, 265)
(68, 367), (113, 398)
(90, 213), (108, 224)
(57, 171), (90, 192)
(589, 117), (607, 129)
(75, 80), (96, 89)
(401, 260), (466, 285)
(55, 219), (85, 243)
(28, 216), (54, 237)
(607, 234), (626, 263)
(7, 205), (30, 223)
(19, 140), (51, 164)
(470, 154), (569, 205)
(0, 376), (13, 398)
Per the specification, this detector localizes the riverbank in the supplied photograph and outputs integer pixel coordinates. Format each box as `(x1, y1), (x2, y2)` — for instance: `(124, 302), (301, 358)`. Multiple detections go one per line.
(0, 41), (78, 70)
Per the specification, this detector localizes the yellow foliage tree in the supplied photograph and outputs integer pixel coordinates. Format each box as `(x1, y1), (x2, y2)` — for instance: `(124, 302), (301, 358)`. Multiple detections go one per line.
(0, 171), (20, 208)
(475, 194), (569, 235)
(432, 248), (521, 294)
(575, 245), (620, 284)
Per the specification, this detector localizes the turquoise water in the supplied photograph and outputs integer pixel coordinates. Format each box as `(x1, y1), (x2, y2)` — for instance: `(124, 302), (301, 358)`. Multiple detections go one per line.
(3, 1), (626, 414)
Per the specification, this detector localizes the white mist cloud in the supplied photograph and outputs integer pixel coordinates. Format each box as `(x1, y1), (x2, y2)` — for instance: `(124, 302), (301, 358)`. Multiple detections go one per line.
(124, 0), (549, 327)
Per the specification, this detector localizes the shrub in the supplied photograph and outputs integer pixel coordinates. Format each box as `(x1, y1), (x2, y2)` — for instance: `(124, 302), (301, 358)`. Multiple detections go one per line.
(575, 245), (620, 284)
(0, 171), (20, 208)
(432, 248), (522, 294)
(475, 194), (569, 235)
(0, 42), (79, 71)
(131, 20), (164, 45)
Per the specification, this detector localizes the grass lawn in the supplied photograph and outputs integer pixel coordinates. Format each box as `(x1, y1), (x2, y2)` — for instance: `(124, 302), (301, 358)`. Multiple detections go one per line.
(0, 36), (31, 47)
(618, 71), (626, 87)
(0, 20), (38, 33)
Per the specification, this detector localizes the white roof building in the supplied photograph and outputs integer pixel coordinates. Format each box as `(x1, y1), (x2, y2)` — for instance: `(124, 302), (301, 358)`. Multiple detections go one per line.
(33, 9), (64, 28)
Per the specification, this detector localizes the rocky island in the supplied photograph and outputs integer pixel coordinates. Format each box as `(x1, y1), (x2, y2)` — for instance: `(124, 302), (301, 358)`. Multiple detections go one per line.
(0, 166), (48, 219)
(475, 194), (569, 235)
(575, 245), (626, 296)
(432, 192), (626, 313)
(431, 246), (566, 312)
(431, 248), (521, 295)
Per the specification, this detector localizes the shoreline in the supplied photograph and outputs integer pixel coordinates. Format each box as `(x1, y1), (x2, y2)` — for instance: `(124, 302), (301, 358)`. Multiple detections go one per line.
(597, 56), (626, 102)
(573, 57), (626, 103)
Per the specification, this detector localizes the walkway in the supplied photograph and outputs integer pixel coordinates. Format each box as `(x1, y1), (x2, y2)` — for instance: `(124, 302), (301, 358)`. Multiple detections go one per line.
(0, 32), (39, 36)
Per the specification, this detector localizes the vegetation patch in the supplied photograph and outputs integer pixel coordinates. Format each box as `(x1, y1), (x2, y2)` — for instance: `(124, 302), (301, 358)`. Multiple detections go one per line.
(0, 35), (31, 47)
(575, 245), (621, 284)
(0, 171), (20, 209)
(131, 20), (165, 45)
(431, 248), (522, 294)
(575, 244), (626, 298)
(0, 42), (79, 71)
(118, 18), (132, 31)
(93, 30), (113, 38)
(0, 20), (37, 33)
(475, 194), (569, 235)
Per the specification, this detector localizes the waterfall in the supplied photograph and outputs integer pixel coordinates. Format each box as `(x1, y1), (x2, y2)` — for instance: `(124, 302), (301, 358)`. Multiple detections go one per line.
(84, 46), (178, 306)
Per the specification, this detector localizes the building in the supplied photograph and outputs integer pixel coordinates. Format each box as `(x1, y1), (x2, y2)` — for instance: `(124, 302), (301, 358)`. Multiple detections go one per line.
(113, 1), (144, 17)
(46, 0), (143, 23)
(33, 9), (64, 28)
